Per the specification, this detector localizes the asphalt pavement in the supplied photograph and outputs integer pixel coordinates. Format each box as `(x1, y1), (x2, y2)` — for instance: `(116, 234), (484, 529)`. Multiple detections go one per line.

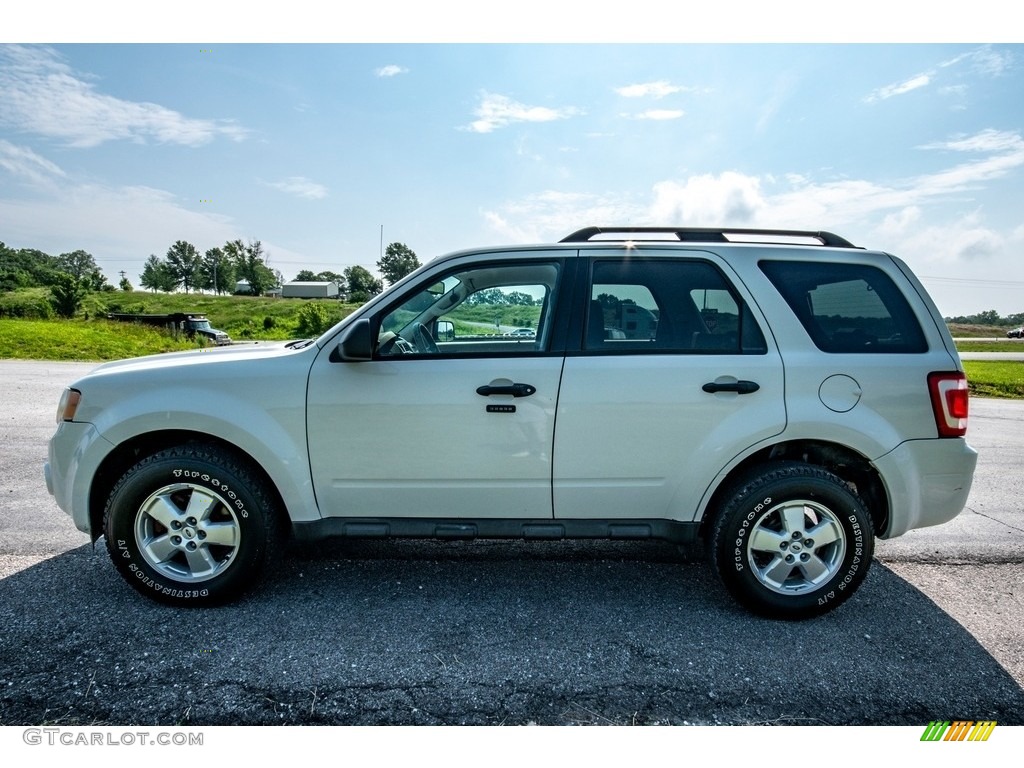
(0, 360), (1021, 726)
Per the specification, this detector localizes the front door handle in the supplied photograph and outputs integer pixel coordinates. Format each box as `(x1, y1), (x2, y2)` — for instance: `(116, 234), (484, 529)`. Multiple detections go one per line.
(476, 382), (537, 398)
(702, 379), (760, 395)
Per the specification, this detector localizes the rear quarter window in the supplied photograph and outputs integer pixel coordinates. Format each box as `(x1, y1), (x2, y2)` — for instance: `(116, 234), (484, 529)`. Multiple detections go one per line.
(759, 260), (927, 353)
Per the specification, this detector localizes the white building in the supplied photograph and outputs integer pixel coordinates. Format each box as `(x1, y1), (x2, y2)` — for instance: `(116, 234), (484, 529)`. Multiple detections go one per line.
(282, 281), (340, 299)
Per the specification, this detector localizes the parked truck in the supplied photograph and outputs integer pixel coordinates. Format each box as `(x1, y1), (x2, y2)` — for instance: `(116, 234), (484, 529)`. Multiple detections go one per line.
(106, 312), (232, 346)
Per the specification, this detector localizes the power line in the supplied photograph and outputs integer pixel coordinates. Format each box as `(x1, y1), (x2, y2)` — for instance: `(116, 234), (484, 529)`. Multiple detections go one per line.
(920, 275), (1024, 287)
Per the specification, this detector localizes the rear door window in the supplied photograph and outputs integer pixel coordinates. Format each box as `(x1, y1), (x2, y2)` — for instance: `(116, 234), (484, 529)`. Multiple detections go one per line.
(586, 259), (767, 354)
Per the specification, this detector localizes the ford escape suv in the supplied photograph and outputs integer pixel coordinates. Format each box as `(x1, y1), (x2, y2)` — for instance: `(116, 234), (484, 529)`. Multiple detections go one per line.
(45, 227), (978, 619)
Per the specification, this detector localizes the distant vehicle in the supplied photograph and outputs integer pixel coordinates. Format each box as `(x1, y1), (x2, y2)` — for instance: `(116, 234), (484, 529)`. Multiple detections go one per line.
(507, 328), (536, 337)
(1007, 327), (1024, 339)
(106, 312), (231, 346)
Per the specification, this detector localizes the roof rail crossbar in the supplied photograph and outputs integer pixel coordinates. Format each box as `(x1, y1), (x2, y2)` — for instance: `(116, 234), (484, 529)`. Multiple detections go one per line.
(560, 227), (857, 249)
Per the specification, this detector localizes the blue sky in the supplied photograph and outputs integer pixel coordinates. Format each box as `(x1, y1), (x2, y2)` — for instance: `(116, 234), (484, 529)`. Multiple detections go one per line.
(2, 26), (1023, 315)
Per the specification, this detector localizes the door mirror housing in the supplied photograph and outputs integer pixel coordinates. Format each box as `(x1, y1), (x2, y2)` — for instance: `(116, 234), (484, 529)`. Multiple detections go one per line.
(331, 318), (374, 362)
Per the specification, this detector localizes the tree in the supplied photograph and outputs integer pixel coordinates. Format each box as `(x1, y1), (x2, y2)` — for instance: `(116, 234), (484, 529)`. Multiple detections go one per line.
(230, 239), (276, 297)
(344, 265), (383, 303)
(165, 240), (200, 293)
(55, 250), (99, 282)
(315, 270), (345, 285)
(377, 242), (420, 286)
(140, 254), (176, 292)
(199, 247), (235, 295)
(49, 272), (87, 318)
(294, 269), (318, 282)
(1, 243), (59, 290)
(119, 277), (133, 292)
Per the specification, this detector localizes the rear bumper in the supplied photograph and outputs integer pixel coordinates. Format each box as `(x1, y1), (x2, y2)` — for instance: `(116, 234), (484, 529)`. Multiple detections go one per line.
(873, 438), (978, 538)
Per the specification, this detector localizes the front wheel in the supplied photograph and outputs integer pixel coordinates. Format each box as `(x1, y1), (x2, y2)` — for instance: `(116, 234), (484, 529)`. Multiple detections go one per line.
(103, 445), (284, 606)
(709, 462), (874, 619)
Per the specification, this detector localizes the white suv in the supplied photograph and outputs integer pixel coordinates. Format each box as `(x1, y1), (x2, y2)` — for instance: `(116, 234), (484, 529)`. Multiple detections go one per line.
(45, 227), (978, 619)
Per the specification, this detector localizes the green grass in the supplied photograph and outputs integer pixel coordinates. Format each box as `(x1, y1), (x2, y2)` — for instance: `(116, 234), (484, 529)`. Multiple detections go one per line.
(963, 360), (1024, 399)
(955, 340), (1024, 352)
(85, 291), (362, 341)
(0, 318), (198, 361)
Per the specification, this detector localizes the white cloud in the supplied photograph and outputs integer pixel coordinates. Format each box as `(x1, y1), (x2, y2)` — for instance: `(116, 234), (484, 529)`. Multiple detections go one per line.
(375, 65), (408, 77)
(264, 176), (329, 200)
(482, 190), (640, 242)
(484, 129), (1024, 250)
(865, 46), (1014, 106)
(919, 129), (1024, 154)
(864, 73), (931, 103)
(627, 109), (685, 121)
(941, 45), (1014, 77)
(0, 45), (248, 148)
(650, 172), (765, 224)
(615, 81), (682, 99)
(463, 92), (582, 133)
(0, 139), (66, 185)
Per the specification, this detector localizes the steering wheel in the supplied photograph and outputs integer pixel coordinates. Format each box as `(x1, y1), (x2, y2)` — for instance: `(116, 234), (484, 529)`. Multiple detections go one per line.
(411, 322), (439, 354)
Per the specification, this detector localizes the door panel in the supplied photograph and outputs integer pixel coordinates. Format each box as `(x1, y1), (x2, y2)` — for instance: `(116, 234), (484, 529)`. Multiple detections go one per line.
(307, 356), (562, 518)
(553, 254), (786, 522)
(306, 255), (567, 520)
(553, 354), (784, 521)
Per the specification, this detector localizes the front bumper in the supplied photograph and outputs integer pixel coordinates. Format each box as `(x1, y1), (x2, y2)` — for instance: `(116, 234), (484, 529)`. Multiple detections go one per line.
(46, 421), (115, 537)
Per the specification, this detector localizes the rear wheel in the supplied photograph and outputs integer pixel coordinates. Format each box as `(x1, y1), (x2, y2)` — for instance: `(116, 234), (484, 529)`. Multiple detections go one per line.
(103, 444), (283, 606)
(709, 462), (873, 619)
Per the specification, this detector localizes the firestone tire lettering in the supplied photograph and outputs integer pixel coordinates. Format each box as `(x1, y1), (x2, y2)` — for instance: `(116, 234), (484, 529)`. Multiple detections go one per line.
(103, 444), (282, 607)
(709, 462), (874, 620)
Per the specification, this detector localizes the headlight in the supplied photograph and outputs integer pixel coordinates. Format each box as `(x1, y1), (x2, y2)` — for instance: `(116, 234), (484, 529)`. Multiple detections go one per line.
(56, 388), (82, 423)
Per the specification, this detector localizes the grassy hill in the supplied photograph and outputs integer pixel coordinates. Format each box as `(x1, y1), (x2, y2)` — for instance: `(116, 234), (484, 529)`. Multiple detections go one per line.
(0, 287), (363, 360)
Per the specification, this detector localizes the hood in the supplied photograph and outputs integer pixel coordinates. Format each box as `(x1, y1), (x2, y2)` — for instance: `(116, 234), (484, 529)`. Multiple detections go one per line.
(84, 340), (310, 379)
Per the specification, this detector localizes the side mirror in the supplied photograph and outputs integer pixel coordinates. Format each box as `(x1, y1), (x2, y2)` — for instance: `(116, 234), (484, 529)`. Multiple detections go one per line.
(435, 320), (454, 343)
(331, 318), (373, 362)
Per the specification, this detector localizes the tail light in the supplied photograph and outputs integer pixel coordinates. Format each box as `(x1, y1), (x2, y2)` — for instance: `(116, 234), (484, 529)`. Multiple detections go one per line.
(928, 372), (969, 438)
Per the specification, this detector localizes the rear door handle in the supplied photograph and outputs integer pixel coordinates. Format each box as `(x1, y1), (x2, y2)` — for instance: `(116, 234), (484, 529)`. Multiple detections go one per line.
(476, 382), (537, 398)
(702, 380), (760, 395)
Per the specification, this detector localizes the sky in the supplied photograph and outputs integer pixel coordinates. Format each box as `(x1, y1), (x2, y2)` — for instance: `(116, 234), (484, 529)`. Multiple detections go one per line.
(2, 7), (1023, 317)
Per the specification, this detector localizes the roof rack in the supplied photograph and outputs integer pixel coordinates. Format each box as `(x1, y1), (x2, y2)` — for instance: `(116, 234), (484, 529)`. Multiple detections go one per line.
(560, 227), (858, 249)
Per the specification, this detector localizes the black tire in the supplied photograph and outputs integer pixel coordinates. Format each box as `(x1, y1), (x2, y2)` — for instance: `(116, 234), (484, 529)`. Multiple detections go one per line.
(103, 444), (284, 606)
(709, 462), (874, 620)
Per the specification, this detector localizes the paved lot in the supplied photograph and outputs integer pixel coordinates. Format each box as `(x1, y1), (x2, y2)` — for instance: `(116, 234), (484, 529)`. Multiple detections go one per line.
(0, 360), (1021, 725)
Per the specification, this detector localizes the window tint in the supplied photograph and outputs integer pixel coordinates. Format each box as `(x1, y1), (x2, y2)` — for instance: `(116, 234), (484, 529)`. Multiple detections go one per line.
(376, 262), (559, 357)
(586, 259), (766, 354)
(759, 261), (927, 353)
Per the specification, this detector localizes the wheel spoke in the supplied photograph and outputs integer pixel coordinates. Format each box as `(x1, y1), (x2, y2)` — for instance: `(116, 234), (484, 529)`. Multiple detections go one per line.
(185, 489), (220, 523)
(805, 519), (842, 548)
(760, 555), (795, 586)
(749, 527), (786, 553)
(140, 533), (177, 564)
(184, 545), (218, 578)
(145, 495), (182, 529)
(799, 554), (831, 584)
(201, 520), (239, 547)
(780, 505), (807, 535)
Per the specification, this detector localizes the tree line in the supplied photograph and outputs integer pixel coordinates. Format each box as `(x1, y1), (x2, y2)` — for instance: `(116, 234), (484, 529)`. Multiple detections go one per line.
(1, 238), (423, 318)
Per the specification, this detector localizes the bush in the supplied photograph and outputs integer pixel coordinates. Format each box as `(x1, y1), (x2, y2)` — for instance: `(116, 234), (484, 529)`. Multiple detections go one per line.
(0, 289), (55, 319)
(263, 316), (276, 330)
(296, 302), (331, 336)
